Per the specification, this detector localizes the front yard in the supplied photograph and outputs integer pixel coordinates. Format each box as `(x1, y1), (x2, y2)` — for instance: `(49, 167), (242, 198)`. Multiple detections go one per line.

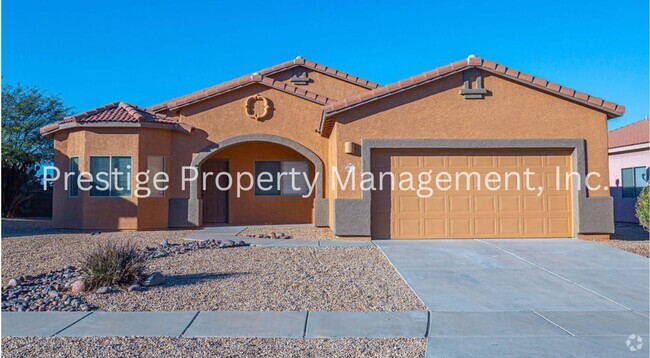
(1, 220), (424, 312)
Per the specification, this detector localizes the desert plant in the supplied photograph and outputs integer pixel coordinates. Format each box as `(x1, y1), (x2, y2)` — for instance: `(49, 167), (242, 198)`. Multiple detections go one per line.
(80, 241), (147, 289)
(636, 183), (650, 232)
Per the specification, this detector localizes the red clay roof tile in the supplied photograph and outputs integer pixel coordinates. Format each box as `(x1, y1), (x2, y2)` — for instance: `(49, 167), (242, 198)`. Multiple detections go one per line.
(41, 102), (188, 135)
(608, 118), (649, 148)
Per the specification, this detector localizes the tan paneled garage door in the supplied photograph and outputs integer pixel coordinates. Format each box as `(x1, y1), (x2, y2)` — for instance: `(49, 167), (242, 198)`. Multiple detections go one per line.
(371, 148), (574, 239)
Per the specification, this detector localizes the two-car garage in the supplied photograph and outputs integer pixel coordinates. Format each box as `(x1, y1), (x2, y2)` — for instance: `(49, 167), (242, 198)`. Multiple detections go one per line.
(370, 148), (574, 239)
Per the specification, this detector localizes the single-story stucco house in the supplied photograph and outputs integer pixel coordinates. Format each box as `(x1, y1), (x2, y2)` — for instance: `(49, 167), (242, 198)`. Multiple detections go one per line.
(608, 117), (649, 223)
(41, 55), (625, 240)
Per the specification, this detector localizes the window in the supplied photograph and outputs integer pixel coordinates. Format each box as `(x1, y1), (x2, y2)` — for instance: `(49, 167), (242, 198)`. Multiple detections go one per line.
(89, 156), (131, 197)
(69, 157), (79, 197)
(622, 166), (647, 198)
(147, 156), (165, 197)
(255, 161), (281, 196)
(254, 160), (310, 196)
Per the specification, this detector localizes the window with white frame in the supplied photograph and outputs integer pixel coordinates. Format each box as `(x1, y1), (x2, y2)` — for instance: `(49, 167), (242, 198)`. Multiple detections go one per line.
(89, 156), (131, 197)
(622, 166), (647, 198)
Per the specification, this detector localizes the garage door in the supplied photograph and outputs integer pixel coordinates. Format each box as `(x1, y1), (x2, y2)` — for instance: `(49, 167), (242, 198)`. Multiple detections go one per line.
(371, 148), (574, 239)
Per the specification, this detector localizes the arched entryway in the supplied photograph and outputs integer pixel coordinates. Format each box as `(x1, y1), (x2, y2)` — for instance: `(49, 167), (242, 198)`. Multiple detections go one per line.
(188, 134), (325, 226)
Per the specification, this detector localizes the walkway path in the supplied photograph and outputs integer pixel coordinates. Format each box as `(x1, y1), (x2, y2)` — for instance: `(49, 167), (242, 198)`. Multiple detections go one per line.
(376, 239), (650, 357)
(2, 311), (427, 338)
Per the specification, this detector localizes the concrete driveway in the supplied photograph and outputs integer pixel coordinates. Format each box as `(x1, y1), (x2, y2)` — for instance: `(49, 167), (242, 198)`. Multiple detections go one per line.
(376, 239), (650, 357)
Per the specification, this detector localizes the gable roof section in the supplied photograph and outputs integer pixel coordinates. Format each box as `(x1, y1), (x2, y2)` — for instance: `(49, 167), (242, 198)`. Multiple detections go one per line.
(608, 118), (649, 149)
(319, 56), (626, 136)
(40, 102), (192, 136)
(150, 73), (335, 112)
(259, 57), (380, 90)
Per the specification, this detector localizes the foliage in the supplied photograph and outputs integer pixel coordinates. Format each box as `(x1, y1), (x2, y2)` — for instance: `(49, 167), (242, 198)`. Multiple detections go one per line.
(635, 183), (650, 232)
(2, 83), (69, 217)
(80, 242), (147, 289)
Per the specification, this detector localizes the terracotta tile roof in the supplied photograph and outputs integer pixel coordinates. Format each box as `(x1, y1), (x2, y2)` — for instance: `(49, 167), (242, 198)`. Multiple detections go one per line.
(608, 118), (650, 149)
(319, 56), (625, 136)
(150, 73), (336, 112)
(258, 57), (380, 89)
(40, 102), (191, 135)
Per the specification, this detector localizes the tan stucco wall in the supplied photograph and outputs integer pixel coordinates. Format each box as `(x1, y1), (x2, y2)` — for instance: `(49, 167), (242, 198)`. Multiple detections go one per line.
(269, 67), (371, 100)
(53, 128), (141, 230)
(205, 142), (315, 225)
(136, 128), (172, 230)
(166, 84), (330, 201)
(330, 72), (611, 200)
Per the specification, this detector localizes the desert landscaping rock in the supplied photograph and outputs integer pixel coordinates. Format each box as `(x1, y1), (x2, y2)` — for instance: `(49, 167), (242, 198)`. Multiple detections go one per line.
(84, 247), (426, 312)
(1, 267), (95, 312)
(143, 272), (166, 287)
(128, 284), (142, 292)
(237, 226), (335, 241)
(70, 280), (86, 293)
(141, 238), (248, 260)
(1, 225), (196, 278)
(95, 287), (111, 294)
(1, 337), (427, 357)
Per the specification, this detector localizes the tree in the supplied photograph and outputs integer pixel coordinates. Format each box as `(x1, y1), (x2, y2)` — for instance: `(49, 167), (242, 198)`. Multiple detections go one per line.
(2, 84), (69, 217)
(636, 183), (650, 232)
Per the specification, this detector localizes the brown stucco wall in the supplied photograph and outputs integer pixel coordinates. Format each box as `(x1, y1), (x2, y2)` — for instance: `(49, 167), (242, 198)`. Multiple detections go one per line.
(268, 67), (372, 100)
(330, 72), (611, 200)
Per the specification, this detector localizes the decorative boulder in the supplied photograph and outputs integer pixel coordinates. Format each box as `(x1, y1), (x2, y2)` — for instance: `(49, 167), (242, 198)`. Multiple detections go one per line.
(70, 279), (87, 293)
(143, 272), (166, 287)
(95, 286), (111, 294)
(6, 278), (21, 288)
(128, 284), (143, 292)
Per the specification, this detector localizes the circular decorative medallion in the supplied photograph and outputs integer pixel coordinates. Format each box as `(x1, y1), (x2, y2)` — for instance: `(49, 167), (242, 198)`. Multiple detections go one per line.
(244, 94), (271, 120)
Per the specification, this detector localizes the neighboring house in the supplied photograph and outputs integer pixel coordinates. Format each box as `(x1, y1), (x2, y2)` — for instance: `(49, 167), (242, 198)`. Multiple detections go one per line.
(41, 56), (625, 240)
(608, 118), (650, 223)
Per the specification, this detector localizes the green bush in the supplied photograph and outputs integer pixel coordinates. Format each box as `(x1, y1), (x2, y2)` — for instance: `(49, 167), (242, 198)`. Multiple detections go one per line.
(80, 241), (146, 289)
(635, 183), (650, 232)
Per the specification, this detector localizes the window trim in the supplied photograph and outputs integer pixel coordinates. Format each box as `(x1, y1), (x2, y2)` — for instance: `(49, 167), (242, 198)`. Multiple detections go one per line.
(68, 156), (79, 198)
(147, 155), (166, 198)
(89, 155), (132, 198)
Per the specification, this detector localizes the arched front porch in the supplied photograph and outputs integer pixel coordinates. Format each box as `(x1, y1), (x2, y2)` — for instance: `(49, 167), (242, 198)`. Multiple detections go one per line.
(187, 134), (327, 227)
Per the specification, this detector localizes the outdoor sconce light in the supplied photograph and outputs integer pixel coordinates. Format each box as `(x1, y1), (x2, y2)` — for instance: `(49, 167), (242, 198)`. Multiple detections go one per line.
(344, 142), (359, 155)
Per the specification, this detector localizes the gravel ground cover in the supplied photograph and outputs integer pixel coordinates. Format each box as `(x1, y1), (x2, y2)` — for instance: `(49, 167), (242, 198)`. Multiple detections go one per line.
(591, 239), (649, 258)
(84, 246), (426, 311)
(237, 226), (336, 240)
(2, 337), (426, 357)
(1, 220), (194, 278)
(586, 222), (649, 258)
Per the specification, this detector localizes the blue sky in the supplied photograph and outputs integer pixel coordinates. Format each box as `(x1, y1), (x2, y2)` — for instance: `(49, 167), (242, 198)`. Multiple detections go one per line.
(2, 0), (648, 130)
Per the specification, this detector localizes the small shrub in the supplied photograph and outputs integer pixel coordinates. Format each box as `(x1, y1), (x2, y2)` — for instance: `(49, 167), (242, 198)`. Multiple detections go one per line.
(80, 241), (147, 289)
(636, 183), (650, 232)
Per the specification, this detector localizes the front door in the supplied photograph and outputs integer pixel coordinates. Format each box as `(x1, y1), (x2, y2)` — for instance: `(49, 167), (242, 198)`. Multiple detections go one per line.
(202, 160), (229, 224)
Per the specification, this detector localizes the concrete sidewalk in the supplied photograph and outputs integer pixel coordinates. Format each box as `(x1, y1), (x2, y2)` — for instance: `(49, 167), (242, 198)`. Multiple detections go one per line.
(2, 311), (428, 338)
(185, 226), (374, 247)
